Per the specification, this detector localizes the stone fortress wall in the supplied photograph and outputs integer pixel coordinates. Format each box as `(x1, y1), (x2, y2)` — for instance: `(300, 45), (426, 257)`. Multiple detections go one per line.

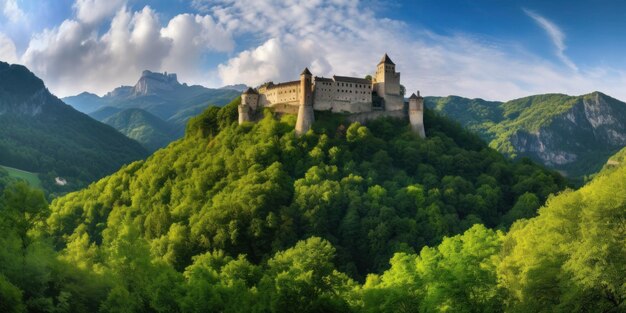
(239, 54), (426, 137)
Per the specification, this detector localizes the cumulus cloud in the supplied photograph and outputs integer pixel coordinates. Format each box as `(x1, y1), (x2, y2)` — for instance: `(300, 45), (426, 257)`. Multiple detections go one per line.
(73, 0), (126, 24)
(18, 5), (234, 96)
(2, 0), (25, 23)
(213, 0), (626, 100)
(0, 32), (18, 63)
(8, 0), (626, 101)
(524, 8), (578, 71)
(160, 13), (234, 77)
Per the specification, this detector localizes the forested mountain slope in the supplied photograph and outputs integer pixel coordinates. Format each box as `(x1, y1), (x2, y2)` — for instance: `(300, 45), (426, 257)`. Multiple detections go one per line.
(0, 62), (148, 193)
(102, 108), (179, 151)
(1, 98), (622, 312)
(47, 98), (565, 277)
(426, 92), (626, 181)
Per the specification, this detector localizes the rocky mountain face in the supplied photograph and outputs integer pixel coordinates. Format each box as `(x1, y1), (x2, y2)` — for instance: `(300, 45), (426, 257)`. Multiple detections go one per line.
(131, 70), (179, 96)
(62, 70), (241, 150)
(426, 92), (626, 180)
(0, 61), (148, 193)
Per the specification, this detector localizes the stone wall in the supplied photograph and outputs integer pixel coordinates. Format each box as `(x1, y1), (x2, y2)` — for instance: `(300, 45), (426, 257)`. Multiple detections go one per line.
(313, 78), (372, 112)
(259, 82), (300, 107)
(270, 103), (300, 114)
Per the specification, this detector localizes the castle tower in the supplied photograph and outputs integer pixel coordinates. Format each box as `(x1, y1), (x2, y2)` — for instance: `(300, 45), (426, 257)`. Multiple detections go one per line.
(238, 87), (259, 124)
(408, 91), (426, 138)
(295, 68), (314, 135)
(373, 53), (403, 111)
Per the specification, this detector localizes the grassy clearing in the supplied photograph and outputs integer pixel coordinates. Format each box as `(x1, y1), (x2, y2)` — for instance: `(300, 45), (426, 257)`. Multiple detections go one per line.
(0, 164), (42, 188)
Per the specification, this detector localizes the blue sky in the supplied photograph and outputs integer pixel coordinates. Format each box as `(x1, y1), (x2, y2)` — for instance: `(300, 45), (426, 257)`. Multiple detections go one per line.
(1, 0), (626, 100)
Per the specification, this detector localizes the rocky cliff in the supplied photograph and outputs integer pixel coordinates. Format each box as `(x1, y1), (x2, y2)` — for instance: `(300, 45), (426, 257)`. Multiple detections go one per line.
(426, 92), (626, 180)
(131, 70), (180, 96)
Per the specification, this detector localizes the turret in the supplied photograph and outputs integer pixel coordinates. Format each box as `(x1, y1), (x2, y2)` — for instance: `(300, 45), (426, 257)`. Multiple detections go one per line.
(238, 103), (250, 124)
(373, 53), (403, 111)
(239, 87), (259, 124)
(296, 68), (314, 135)
(408, 91), (426, 138)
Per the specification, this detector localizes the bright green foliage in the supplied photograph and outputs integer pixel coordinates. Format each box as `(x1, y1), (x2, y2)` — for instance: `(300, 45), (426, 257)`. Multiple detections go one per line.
(498, 164), (626, 312)
(426, 92), (626, 181)
(0, 165), (41, 189)
(0, 182), (108, 312)
(2, 101), (623, 312)
(47, 105), (563, 279)
(357, 224), (503, 313)
(261, 237), (355, 312)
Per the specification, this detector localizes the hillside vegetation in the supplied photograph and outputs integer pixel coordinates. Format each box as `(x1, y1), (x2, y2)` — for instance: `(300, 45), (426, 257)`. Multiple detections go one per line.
(426, 92), (626, 181)
(0, 62), (148, 193)
(0, 165), (41, 188)
(1, 99), (622, 312)
(103, 108), (179, 151)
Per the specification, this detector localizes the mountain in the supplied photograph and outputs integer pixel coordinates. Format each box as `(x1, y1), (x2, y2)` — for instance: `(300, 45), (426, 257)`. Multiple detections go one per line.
(4, 98), (622, 312)
(426, 92), (626, 181)
(63, 70), (240, 151)
(0, 61), (148, 193)
(219, 84), (248, 92)
(60, 91), (107, 113)
(88, 105), (123, 121)
(63, 70), (240, 122)
(48, 97), (565, 277)
(102, 108), (179, 151)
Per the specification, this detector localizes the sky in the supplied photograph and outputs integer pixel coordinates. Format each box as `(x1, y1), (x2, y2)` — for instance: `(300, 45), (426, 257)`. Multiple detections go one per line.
(1, 0), (626, 101)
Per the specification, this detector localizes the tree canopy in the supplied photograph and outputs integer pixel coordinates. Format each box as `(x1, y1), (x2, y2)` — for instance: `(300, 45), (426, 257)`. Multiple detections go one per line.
(1, 98), (621, 312)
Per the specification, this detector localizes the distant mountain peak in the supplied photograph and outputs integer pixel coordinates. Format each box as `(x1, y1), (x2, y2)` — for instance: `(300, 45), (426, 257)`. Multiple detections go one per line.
(133, 70), (180, 96)
(219, 84), (248, 92)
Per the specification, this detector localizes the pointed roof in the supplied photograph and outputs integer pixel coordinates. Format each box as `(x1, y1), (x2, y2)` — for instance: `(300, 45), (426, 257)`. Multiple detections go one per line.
(242, 87), (258, 95)
(301, 67), (312, 76)
(409, 91), (423, 100)
(378, 53), (395, 65)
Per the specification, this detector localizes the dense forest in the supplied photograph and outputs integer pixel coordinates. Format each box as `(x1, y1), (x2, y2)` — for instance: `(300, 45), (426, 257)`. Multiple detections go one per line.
(0, 99), (623, 312)
(0, 62), (148, 193)
(426, 92), (626, 181)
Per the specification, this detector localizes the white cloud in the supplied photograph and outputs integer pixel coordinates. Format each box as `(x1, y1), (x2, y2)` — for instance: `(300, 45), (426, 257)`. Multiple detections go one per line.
(19, 5), (235, 97)
(0, 32), (18, 63)
(213, 0), (626, 101)
(2, 0), (25, 23)
(73, 0), (126, 24)
(10, 1), (626, 101)
(524, 8), (577, 71)
(191, 0), (212, 13)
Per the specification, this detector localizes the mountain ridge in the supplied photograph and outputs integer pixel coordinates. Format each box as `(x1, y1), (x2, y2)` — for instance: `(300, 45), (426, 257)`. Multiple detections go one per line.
(0, 61), (148, 193)
(62, 70), (241, 151)
(425, 91), (626, 180)
(102, 108), (179, 151)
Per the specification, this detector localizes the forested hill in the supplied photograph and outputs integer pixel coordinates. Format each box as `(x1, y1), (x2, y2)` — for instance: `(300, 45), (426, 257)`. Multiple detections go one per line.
(426, 92), (626, 181)
(0, 62), (148, 193)
(48, 98), (565, 276)
(2, 98), (623, 312)
(102, 108), (179, 151)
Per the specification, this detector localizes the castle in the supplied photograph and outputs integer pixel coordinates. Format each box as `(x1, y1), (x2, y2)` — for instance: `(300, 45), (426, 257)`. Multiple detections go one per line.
(238, 54), (426, 138)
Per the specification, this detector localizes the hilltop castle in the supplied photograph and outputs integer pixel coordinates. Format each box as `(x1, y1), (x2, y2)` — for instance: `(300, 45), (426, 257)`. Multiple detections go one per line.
(238, 53), (426, 137)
